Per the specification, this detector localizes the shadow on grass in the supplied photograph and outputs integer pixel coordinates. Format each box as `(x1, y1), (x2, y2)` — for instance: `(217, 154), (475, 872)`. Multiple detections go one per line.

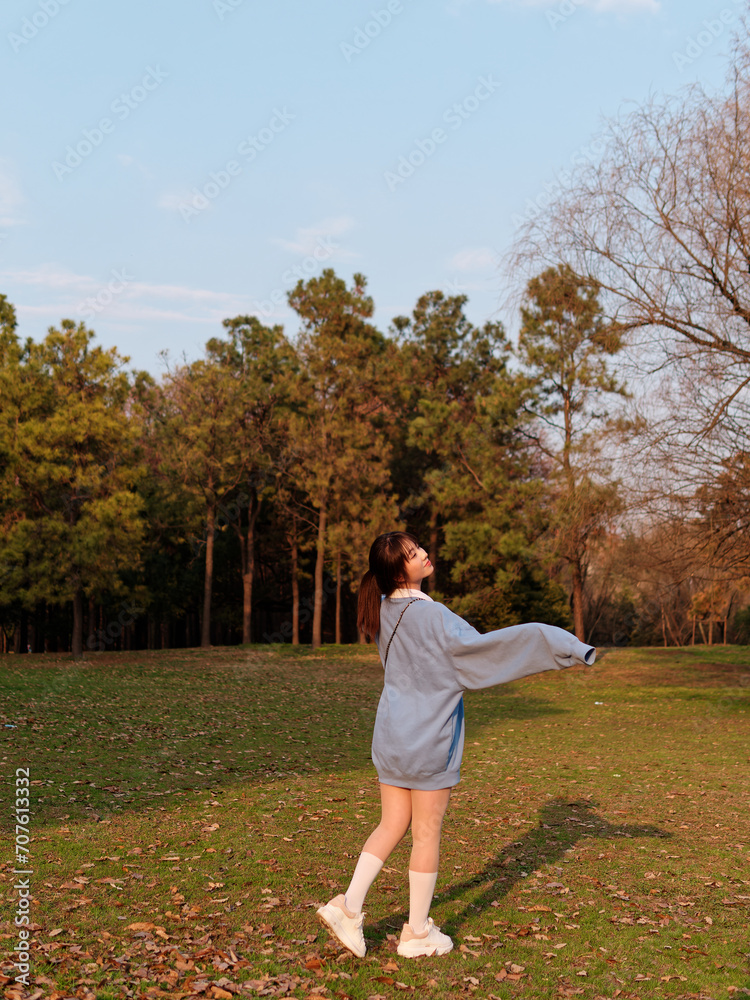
(365, 797), (670, 943)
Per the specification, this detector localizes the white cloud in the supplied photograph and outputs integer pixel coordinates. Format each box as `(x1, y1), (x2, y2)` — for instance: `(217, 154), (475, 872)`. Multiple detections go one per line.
(273, 215), (356, 257)
(157, 190), (194, 212)
(447, 246), (499, 272)
(2, 264), (94, 290)
(117, 153), (153, 179)
(0, 264), (252, 327)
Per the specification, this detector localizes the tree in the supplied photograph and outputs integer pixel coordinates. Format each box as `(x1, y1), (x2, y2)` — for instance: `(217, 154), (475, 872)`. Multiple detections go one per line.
(392, 291), (557, 626)
(205, 316), (296, 643)
(0, 319), (145, 658)
(510, 27), (750, 526)
(518, 264), (627, 640)
(392, 291), (516, 584)
(287, 270), (397, 647)
(513, 33), (750, 379)
(155, 354), (244, 648)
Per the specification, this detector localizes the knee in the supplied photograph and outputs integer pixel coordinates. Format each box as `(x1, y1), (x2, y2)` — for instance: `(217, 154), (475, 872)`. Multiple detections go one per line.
(411, 813), (444, 846)
(380, 815), (411, 840)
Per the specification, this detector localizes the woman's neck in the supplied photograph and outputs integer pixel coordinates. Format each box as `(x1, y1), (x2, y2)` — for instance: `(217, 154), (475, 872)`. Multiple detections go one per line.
(389, 586), (424, 599)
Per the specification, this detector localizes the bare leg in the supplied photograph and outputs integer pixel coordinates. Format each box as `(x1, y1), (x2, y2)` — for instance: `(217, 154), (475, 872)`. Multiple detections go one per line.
(410, 788), (451, 871)
(361, 783), (413, 861)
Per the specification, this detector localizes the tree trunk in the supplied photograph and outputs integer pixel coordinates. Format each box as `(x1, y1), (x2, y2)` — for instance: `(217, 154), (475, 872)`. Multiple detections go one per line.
(86, 596), (96, 649)
(335, 550), (342, 645)
(312, 498), (327, 649)
(72, 585), (84, 660)
(571, 559), (585, 641)
(691, 616), (696, 645)
(708, 616), (714, 646)
(665, 609), (681, 646)
(661, 606), (668, 647)
(238, 492), (260, 645)
(290, 521), (300, 645)
(201, 502), (216, 648)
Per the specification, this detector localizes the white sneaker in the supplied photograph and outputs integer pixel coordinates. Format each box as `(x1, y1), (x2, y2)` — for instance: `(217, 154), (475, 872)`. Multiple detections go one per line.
(397, 917), (453, 957)
(316, 894), (366, 958)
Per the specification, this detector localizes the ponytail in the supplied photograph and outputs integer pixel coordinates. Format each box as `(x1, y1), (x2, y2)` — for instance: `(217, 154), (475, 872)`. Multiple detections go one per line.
(357, 531), (421, 641)
(357, 570), (382, 641)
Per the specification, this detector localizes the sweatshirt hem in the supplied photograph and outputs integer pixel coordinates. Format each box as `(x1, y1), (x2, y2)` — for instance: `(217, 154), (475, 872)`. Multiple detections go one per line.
(374, 769), (461, 791)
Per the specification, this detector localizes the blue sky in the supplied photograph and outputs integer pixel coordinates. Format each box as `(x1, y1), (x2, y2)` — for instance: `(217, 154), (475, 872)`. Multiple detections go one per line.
(0, 0), (741, 374)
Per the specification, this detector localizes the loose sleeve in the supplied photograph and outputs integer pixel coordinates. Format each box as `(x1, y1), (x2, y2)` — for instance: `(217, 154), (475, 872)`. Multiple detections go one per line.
(438, 608), (596, 691)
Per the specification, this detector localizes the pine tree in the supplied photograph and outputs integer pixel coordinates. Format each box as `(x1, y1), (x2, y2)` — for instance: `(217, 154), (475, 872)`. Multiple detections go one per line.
(518, 264), (627, 640)
(0, 319), (145, 658)
(288, 270), (398, 647)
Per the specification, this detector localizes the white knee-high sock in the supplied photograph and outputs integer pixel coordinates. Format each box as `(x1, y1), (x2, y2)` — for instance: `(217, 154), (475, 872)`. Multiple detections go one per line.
(344, 851), (383, 913)
(408, 870), (438, 933)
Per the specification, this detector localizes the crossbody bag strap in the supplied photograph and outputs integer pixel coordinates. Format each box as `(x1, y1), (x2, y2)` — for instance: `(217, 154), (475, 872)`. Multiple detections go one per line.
(383, 598), (419, 667)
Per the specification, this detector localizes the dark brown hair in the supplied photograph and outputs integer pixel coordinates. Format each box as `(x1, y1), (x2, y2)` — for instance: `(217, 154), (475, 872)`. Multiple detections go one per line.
(357, 532), (420, 640)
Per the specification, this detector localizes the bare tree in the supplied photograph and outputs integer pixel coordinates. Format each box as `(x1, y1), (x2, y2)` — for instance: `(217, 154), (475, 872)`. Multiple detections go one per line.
(510, 23), (750, 439)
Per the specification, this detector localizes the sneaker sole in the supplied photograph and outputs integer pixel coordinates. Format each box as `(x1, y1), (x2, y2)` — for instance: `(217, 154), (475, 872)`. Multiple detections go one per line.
(397, 941), (453, 958)
(316, 907), (366, 958)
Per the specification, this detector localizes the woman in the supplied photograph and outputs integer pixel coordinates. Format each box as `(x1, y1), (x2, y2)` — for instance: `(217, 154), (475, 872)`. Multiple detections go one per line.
(317, 532), (596, 959)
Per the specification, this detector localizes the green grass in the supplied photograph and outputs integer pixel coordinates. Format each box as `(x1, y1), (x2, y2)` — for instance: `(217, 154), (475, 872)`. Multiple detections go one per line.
(1, 643), (749, 999)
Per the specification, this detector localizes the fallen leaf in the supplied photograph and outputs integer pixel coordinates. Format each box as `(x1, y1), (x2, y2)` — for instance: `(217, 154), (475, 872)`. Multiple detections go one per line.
(459, 944), (481, 957)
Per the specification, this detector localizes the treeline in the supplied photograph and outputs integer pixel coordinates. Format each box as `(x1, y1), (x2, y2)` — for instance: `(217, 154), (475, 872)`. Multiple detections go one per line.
(1, 257), (747, 656)
(0, 267), (616, 654)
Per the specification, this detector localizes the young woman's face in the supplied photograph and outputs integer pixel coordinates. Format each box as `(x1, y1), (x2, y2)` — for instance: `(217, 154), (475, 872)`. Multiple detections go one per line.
(399, 543), (434, 587)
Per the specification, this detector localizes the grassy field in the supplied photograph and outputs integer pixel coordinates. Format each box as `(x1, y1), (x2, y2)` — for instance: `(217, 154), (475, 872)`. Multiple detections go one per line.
(0, 643), (749, 1000)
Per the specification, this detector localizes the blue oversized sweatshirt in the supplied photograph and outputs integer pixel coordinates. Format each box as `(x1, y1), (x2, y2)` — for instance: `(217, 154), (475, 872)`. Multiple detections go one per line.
(372, 595), (596, 790)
